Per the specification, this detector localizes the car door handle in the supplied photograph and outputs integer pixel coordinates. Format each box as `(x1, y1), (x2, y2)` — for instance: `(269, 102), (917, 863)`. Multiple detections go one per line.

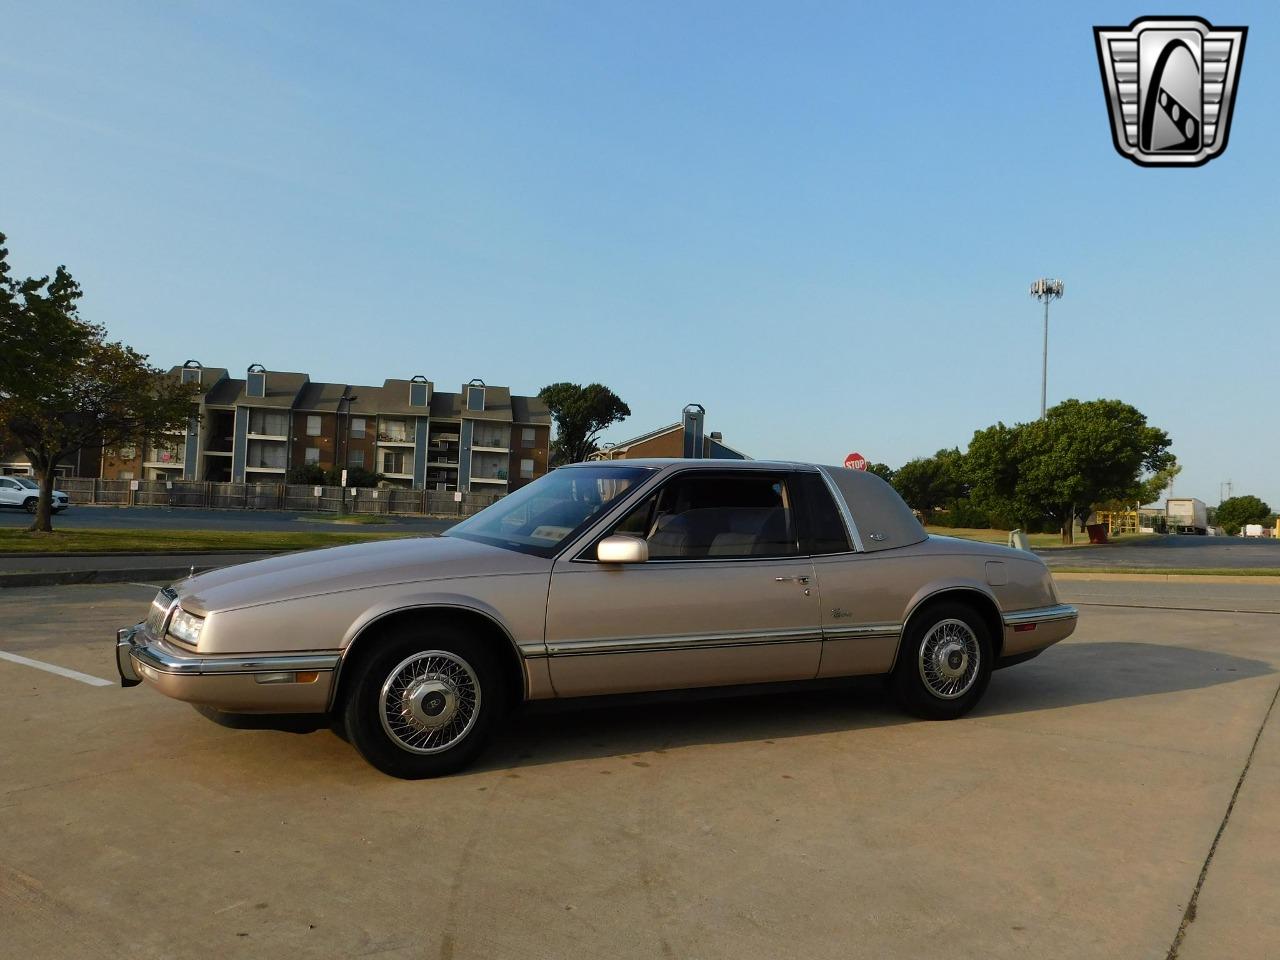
(775, 576), (810, 584)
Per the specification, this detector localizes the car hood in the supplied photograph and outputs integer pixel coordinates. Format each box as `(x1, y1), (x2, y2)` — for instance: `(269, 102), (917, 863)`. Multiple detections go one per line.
(178, 535), (551, 614)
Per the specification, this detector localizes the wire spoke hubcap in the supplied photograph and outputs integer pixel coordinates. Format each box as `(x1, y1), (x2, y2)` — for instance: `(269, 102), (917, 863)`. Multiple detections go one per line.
(379, 650), (481, 754)
(918, 619), (980, 700)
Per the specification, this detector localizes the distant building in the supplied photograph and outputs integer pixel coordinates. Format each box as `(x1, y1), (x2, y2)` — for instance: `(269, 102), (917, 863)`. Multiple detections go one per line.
(590, 422), (748, 461)
(0, 361), (551, 494)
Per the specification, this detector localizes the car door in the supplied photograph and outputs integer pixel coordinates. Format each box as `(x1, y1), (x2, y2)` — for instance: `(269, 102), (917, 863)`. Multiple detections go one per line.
(544, 469), (821, 697)
(0, 477), (20, 507)
(798, 469), (923, 678)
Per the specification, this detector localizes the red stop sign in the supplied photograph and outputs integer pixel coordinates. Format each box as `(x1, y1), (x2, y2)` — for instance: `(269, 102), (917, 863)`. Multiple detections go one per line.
(844, 452), (867, 471)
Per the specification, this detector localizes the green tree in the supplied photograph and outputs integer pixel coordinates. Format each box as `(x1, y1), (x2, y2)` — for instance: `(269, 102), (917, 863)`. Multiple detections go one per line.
(866, 462), (895, 483)
(538, 382), (631, 465)
(891, 448), (965, 520)
(1216, 495), (1271, 536)
(965, 399), (1173, 544)
(0, 232), (196, 532)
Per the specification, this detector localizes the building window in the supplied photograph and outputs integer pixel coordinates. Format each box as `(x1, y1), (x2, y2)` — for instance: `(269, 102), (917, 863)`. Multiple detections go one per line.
(119, 445), (137, 460)
(521, 427), (535, 447)
(379, 419), (409, 442)
(306, 415), (321, 437)
(410, 380), (429, 408)
(248, 409), (289, 436)
(350, 417), (366, 439)
(520, 458), (535, 479)
(119, 471), (134, 481)
(382, 450), (408, 474)
(349, 450), (365, 468)
(466, 385), (484, 411)
(304, 447), (320, 465)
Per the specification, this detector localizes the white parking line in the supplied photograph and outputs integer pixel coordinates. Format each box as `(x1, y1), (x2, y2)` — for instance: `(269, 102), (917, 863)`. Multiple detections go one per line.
(0, 650), (114, 687)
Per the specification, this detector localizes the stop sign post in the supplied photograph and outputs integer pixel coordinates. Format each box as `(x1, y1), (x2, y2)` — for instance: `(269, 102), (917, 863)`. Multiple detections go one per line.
(844, 452), (867, 471)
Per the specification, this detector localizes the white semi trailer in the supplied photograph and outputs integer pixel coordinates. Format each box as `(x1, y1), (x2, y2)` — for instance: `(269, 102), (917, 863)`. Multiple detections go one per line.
(1166, 498), (1208, 535)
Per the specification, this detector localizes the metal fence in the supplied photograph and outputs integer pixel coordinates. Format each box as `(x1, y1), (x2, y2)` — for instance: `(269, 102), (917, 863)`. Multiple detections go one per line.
(56, 478), (501, 519)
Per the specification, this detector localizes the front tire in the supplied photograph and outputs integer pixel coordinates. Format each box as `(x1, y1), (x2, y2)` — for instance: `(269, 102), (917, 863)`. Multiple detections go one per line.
(341, 623), (506, 778)
(23, 498), (38, 514)
(891, 601), (993, 720)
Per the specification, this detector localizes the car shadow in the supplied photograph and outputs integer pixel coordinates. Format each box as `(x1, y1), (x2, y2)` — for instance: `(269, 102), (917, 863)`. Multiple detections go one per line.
(188, 641), (1274, 774)
(474, 641), (1274, 772)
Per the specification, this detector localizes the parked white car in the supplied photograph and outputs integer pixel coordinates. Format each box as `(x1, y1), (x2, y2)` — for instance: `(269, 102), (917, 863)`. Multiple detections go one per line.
(0, 475), (70, 514)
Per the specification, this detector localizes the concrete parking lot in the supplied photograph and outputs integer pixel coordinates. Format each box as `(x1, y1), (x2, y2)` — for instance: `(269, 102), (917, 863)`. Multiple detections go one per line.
(1, 580), (1277, 959)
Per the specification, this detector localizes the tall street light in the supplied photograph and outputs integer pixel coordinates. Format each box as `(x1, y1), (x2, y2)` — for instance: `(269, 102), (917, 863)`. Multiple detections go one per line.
(1029, 278), (1064, 419)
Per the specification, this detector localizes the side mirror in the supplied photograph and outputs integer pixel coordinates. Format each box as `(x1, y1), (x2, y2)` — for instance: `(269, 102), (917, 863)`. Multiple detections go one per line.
(597, 534), (649, 564)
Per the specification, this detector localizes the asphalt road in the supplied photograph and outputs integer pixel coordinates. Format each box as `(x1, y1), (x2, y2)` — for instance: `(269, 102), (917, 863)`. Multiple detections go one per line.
(0, 504), (456, 535)
(1039, 534), (1280, 569)
(1, 579), (1277, 958)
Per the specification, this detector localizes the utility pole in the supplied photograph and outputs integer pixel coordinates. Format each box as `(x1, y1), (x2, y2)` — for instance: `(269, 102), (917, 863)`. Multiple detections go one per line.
(1029, 279), (1065, 419)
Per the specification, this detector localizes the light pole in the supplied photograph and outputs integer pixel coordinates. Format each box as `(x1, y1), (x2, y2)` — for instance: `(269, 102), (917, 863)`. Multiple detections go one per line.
(1029, 278), (1064, 419)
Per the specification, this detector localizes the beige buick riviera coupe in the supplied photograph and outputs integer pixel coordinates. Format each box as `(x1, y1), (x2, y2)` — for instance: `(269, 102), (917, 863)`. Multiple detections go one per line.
(115, 460), (1076, 778)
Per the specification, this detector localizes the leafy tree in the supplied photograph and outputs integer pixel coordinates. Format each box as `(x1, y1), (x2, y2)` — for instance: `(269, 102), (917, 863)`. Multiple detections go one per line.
(866, 462), (895, 483)
(538, 382), (631, 465)
(891, 448), (965, 520)
(0, 232), (196, 531)
(286, 463), (384, 488)
(1216, 495), (1272, 536)
(965, 399), (1173, 544)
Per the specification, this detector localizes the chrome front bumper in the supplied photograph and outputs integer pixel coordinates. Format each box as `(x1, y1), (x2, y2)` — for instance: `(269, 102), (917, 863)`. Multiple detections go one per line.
(114, 623), (340, 713)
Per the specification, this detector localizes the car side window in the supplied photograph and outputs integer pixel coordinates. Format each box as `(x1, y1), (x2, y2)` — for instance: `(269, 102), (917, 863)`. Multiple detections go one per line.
(0, 479), (16, 490)
(607, 473), (799, 560)
(796, 472), (852, 555)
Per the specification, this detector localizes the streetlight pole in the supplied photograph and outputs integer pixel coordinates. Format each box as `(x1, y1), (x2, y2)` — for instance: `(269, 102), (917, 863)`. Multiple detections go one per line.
(1029, 278), (1064, 419)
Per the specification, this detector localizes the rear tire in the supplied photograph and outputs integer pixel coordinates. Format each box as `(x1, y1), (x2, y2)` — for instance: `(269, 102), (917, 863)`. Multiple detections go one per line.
(891, 601), (993, 720)
(341, 622), (506, 779)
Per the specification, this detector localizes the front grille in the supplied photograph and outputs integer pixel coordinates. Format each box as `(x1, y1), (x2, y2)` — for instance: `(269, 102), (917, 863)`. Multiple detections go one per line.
(144, 587), (178, 638)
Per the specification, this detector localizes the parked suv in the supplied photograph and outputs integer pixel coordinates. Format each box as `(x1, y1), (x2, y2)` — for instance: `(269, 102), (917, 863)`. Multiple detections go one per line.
(0, 475), (70, 514)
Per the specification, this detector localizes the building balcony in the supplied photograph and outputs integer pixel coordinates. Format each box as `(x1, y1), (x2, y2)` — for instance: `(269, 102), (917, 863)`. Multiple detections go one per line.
(245, 466), (286, 474)
(431, 433), (460, 443)
(470, 476), (508, 486)
(428, 460), (459, 468)
(246, 432), (288, 442)
(376, 438), (416, 447)
(381, 471), (414, 480)
(472, 444), (509, 454)
(205, 438), (234, 453)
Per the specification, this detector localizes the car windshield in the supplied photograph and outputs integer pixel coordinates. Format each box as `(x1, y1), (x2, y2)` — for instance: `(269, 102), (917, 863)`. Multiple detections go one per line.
(446, 465), (653, 557)
(13, 476), (38, 489)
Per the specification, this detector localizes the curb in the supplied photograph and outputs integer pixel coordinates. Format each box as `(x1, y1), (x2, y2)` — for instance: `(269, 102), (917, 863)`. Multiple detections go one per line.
(1054, 572), (1280, 585)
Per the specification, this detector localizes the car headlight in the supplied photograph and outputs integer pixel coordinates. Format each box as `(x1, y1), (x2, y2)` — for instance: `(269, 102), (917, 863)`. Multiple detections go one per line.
(168, 607), (205, 646)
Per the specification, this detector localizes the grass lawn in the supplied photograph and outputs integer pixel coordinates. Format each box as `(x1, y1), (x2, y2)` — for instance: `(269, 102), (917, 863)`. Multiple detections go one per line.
(926, 527), (1162, 550)
(0, 528), (417, 554)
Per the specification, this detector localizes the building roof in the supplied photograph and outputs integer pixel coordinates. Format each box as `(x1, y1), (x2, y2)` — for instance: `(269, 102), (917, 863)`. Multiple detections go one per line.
(234, 370), (310, 408)
(293, 381), (349, 412)
(163, 365), (230, 399)
(203, 377), (245, 407)
(461, 384), (513, 422)
(590, 423), (681, 457)
(430, 391), (462, 420)
(511, 394), (551, 425)
(379, 378), (433, 416)
(345, 385), (383, 416)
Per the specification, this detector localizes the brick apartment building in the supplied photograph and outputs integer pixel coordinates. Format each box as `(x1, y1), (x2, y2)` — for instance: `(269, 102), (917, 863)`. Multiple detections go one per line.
(1, 361), (551, 494)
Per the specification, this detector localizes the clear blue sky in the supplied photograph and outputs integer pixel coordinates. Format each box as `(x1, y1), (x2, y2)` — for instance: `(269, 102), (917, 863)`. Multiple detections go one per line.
(3, 2), (1276, 507)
